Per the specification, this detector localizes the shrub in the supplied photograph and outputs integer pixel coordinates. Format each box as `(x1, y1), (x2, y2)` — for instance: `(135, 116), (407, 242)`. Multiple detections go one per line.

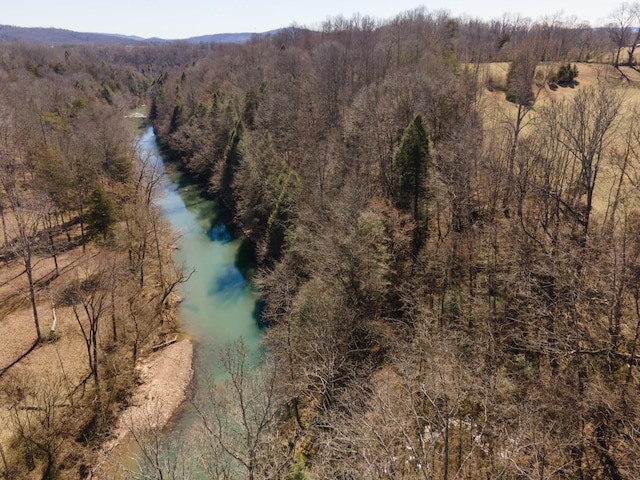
(550, 63), (578, 85)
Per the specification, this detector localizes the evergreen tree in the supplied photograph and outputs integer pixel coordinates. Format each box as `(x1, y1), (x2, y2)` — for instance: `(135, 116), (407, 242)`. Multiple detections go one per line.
(394, 114), (431, 222)
(225, 120), (244, 171)
(169, 104), (184, 134)
(219, 119), (245, 213)
(393, 114), (431, 250)
(86, 185), (118, 242)
(552, 63), (579, 84)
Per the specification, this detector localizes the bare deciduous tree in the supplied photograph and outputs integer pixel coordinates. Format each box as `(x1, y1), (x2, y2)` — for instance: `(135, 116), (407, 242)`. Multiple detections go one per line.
(194, 339), (288, 480)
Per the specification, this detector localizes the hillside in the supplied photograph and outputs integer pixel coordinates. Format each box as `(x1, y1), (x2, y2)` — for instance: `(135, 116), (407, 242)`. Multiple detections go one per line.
(0, 24), (281, 45)
(0, 43), (190, 478)
(143, 14), (640, 478)
(0, 25), (142, 45)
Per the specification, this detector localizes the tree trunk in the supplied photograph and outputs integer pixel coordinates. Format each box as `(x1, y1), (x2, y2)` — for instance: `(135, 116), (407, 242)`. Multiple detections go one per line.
(25, 256), (41, 341)
(0, 203), (7, 248)
(79, 204), (85, 252)
(47, 214), (59, 277)
(0, 440), (11, 480)
(111, 289), (117, 343)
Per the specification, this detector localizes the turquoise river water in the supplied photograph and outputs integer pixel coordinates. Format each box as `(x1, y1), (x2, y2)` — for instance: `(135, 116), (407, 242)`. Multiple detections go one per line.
(139, 124), (262, 420)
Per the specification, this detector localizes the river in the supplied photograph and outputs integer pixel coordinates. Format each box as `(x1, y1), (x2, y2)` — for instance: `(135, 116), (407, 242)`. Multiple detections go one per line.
(138, 125), (262, 433)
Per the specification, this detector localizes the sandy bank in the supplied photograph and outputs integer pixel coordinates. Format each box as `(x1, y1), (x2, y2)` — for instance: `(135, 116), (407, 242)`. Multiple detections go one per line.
(89, 338), (194, 478)
(124, 338), (194, 429)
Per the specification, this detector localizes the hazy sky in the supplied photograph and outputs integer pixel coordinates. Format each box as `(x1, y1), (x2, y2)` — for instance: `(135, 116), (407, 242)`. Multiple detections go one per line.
(3, 0), (618, 39)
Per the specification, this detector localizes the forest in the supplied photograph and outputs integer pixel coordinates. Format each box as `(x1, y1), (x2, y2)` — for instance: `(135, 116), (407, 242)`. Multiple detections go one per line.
(3, 4), (640, 479)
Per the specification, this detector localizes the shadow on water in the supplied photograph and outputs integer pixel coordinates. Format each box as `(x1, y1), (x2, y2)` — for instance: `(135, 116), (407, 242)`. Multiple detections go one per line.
(173, 185), (219, 228)
(209, 264), (247, 300)
(253, 300), (269, 329)
(163, 166), (227, 236)
(208, 223), (232, 243)
(235, 237), (258, 280)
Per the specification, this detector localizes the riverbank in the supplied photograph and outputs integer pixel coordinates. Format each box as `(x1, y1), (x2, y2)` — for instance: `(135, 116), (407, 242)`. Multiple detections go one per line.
(0, 238), (194, 479)
(89, 338), (194, 478)
(121, 338), (194, 433)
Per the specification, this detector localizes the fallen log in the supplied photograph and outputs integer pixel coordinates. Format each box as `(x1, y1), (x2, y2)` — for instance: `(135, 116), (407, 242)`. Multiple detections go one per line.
(151, 335), (178, 352)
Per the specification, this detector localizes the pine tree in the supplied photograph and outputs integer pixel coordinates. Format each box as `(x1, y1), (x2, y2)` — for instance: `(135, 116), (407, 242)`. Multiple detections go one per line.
(86, 185), (118, 242)
(553, 63), (578, 85)
(393, 114), (431, 248)
(219, 119), (245, 213)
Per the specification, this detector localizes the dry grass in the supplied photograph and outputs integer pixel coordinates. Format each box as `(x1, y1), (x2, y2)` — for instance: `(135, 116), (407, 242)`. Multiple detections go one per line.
(480, 61), (640, 109)
(480, 61), (640, 218)
(0, 238), (97, 462)
(0, 247), (94, 368)
(0, 219), (109, 472)
(0, 203), (192, 478)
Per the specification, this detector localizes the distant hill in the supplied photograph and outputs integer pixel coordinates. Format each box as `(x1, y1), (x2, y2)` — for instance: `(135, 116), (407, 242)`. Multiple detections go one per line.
(0, 24), (280, 45)
(0, 25), (141, 45)
(185, 32), (257, 44)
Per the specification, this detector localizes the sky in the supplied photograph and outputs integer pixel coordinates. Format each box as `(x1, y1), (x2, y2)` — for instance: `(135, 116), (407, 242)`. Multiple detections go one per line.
(2, 0), (619, 39)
